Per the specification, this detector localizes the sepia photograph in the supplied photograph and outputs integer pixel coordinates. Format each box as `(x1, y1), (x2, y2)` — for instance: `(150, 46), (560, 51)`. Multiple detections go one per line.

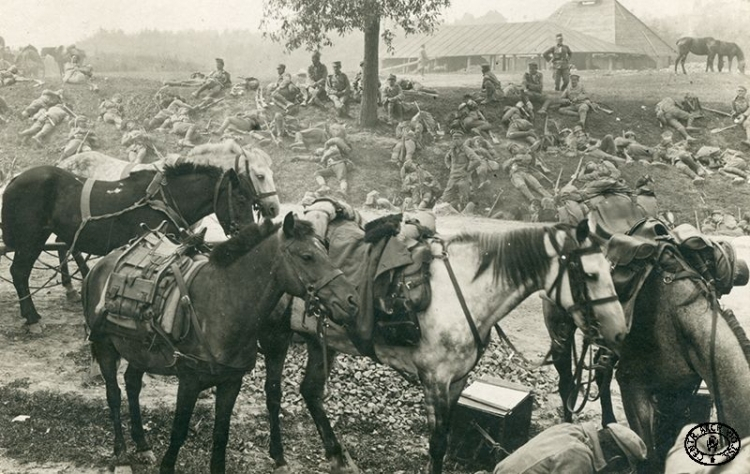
(0, 0), (749, 472)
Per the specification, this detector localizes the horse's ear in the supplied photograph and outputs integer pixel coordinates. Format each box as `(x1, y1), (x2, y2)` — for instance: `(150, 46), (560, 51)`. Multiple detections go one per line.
(282, 212), (296, 238)
(228, 168), (240, 185)
(576, 219), (590, 243)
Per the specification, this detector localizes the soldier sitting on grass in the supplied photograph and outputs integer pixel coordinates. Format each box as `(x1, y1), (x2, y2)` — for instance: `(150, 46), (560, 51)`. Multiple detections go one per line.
(61, 115), (98, 158)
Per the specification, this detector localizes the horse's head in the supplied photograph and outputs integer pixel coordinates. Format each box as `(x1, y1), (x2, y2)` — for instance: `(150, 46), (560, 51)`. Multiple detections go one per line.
(239, 148), (280, 218)
(544, 220), (627, 353)
(277, 213), (358, 327)
(213, 168), (259, 236)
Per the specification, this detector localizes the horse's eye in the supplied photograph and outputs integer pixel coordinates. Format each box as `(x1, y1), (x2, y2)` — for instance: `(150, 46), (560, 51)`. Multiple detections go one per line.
(301, 253), (314, 262)
(256, 174), (265, 181)
(585, 272), (598, 281)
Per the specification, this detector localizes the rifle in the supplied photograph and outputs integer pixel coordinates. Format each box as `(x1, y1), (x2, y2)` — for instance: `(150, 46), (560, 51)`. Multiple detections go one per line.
(553, 167), (564, 195)
(710, 123), (738, 134)
(593, 102), (613, 115)
(195, 96), (225, 112)
(264, 117), (281, 147)
(255, 87), (268, 110)
(566, 154), (585, 187)
(487, 188), (505, 217)
(703, 106), (732, 117)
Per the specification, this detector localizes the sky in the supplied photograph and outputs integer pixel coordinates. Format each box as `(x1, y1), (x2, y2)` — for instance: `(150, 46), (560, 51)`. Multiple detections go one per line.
(0, 0), (710, 47)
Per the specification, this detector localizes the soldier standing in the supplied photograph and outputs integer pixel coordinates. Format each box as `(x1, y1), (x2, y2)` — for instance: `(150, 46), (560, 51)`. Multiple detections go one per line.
(732, 85), (750, 147)
(543, 33), (573, 92)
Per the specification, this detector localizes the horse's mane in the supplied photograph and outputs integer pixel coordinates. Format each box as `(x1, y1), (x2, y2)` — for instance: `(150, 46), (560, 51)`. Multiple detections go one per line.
(162, 162), (223, 181)
(449, 226), (552, 288)
(209, 218), (316, 268)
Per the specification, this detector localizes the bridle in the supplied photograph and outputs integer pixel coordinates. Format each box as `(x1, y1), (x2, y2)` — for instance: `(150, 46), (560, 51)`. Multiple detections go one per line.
(542, 227), (619, 344)
(233, 153), (278, 214)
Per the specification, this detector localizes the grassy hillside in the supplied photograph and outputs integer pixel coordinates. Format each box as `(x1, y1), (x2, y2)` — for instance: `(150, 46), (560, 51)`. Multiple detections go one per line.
(1, 70), (749, 227)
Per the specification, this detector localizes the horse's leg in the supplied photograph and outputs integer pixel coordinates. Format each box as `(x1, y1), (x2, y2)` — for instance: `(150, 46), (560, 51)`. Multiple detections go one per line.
(681, 56), (688, 75)
(56, 238), (80, 302)
(617, 374), (657, 473)
(123, 364), (156, 464)
(93, 340), (127, 461)
(595, 353), (617, 426)
(260, 306), (293, 472)
(9, 241), (48, 329)
(422, 374), (470, 474)
(159, 376), (202, 474)
(210, 375), (243, 474)
(299, 337), (357, 474)
(543, 301), (576, 422)
(706, 54), (713, 72)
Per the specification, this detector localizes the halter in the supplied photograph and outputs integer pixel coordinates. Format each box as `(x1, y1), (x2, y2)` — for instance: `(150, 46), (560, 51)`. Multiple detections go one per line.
(212, 169), (244, 235)
(542, 227), (620, 344)
(234, 154), (278, 216)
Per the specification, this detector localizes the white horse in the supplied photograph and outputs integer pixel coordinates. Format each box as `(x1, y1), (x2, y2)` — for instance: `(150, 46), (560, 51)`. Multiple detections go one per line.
(258, 199), (627, 474)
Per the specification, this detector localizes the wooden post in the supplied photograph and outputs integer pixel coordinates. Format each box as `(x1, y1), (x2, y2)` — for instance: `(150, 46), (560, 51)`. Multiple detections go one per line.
(608, 56), (614, 70)
(502, 54), (507, 72)
(490, 55), (496, 70)
(512, 55), (517, 71)
(466, 56), (471, 72)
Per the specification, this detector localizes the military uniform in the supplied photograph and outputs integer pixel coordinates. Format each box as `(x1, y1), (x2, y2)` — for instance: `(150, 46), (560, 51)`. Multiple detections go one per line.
(461, 101), (493, 140)
(441, 133), (481, 210)
(391, 121), (419, 164)
(522, 66), (550, 113)
(559, 76), (592, 126)
(655, 97), (698, 141)
(382, 77), (404, 124)
(654, 135), (707, 184)
(19, 105), (69, 145)
(215, 109), (263, 136)
(543, 37), (573, 91)
(481, 65), (502, 103)
(121, 129), (156, 164)
(326, 64), (352, 118)
(307, 60), (329, 106)
(732, 86), (750, 146)
(313, 137), (354, 194)
(193, 59), (231, 98)
(62, 120), (98, 158)
(401, 163), (440, 209)
(99, 97), (124, 129)
(466, 136), (500, 188)
(22, 89), (63, 118)
(506, 116), (538, 145)
(503, 146), (552, 203)
(269, 65), (299, 109)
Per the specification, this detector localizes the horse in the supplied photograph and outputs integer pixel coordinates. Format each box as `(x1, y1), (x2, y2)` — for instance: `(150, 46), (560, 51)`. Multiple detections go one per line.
(40, 45), (65, 77)
(82, 213), (359, 474)
(58, 144), (279, 216)
(1, 162), (258, 334)
(711, 40), (746, 74)
(544, 232), (750, 471)
(675, 36), (718, 74)
(14, 45), (44, 78)
(255, 199), (628, 474)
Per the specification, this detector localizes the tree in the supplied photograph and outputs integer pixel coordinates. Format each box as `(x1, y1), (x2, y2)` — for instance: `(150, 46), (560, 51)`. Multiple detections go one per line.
(261, 0), (451, 128)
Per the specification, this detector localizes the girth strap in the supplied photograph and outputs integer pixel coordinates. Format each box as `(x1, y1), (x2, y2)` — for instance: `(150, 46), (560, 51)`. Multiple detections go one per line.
(80, 178), (95, 221)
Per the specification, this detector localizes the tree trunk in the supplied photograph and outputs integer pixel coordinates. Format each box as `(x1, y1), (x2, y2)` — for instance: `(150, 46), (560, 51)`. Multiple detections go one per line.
(359, 14), (380, 128)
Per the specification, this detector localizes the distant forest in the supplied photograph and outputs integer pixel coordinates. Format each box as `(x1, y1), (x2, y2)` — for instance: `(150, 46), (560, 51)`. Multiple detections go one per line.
(78, 29), (365, 77)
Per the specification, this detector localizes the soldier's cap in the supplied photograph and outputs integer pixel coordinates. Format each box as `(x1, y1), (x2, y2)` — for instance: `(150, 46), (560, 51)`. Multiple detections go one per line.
(738, 85), (747, 92)
(713, 209), (724, 215)
(606, 424), (647, 465)
(559, 127), (572, 135)
(277, 63), (286, 70)
(507, 142), (522, 152)
(451, 130), (464, 138)
(333, 61), (342, 68)
(614, 137), (631, 148)
(312, 51), (321, 59)
(388, 74), (397, 81)
(481, 64), (490, 70)
(297, 68), (307, 76)
(624, 130), (636, 139)
(573, 124), (584, 132)
(661, 130), (673, 141)
(215, 58), (224, 64)
(529, 62), (538, 68)
(570, 73), (580, 79)
(556, 33), (563, 38)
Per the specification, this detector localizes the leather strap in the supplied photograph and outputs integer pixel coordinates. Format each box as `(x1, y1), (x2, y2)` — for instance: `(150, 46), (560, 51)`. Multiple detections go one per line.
(80, 178), (95, 221)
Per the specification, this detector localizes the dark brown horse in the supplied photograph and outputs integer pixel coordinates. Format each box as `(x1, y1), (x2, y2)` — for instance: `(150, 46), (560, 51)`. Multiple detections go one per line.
(83, 214), (359, 473)
(40, 45), (65, 77)
(1, 163), (258, 333)
(675, 36), (719, 74)
(545, 235), (750, 471)
(14, 45), (44, 78)
(711, 40), (746, 74)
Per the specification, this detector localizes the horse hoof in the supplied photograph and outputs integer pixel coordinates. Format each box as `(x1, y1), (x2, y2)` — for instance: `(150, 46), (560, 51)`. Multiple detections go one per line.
(135, 449), (157, 464)
(25, 323), (43, 335)
(66, 289), (82, 303)
(330, 454), (360, 474)
(113, 465), (134, 474)
(273, 466), (293, 474)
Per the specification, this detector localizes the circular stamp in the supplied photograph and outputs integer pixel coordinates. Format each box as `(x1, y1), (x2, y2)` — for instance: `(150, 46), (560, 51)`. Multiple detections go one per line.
(684, 422), (741, 466)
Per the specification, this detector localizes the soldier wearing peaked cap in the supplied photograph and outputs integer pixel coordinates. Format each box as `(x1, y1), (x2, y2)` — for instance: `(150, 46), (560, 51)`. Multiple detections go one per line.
(306, 51), (328, 107)
(543, 33), (573, 91)
(480, 63), (502, 104)
(382, 74), (405, 125)
(192, 58), (231, 99)
(326, 61), (352, 118)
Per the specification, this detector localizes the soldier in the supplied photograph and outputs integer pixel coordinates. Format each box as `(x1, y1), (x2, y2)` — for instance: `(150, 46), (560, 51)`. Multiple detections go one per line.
(576, 159), (621, 183)
(440, 130), (481, 211)
(461, 100), (493, 140)
(306, 51), (329, 107)
(192, 58), (231, 99)
(61, 116), (98, 158)
(158, 106), (199, 148)
(121, 125), (157, 164)
(731, 85), (750, 147)
(565, 125), (628, 166)
(543, 33), (573, 91)
(294, 135), (354, 195)
(18, 104), (70, 146)
(481, 64), (502, 104)
(401, 161), (440, 210)
(391, 120), (419, 165)
(653, 130), (707, 184)
(465, 136), (500, 189)
(614, 131), (656, 163)
(503, 142), (553, 203)
(701, 209), (744, 236)
(21, 89), (64, 119)
(522, 62), (550, 115)
(655, 95), (700, 142)
(62, 54), (94, 85)
(715, 149), (750, 184)
(146, 95), (194, 130)
(326, 61), (352, 118)
(98, 94), (124, 129)
(214, 109), (265, 136)
(418, 44), (429, 77)
(507, 114), (538, 145)
(268, 63), (299, 112)
(558, 74), (593, 128)
(382, 74), (404, 125)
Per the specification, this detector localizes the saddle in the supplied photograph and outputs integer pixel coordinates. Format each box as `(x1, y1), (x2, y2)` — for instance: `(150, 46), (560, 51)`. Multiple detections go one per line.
(587, 190), (647, 241)
(321, 210), (434, 356)
(94, 226), (208, 349)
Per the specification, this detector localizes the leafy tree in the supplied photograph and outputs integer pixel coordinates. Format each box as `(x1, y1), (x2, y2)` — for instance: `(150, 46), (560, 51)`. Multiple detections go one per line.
(261, 0), (451, 127)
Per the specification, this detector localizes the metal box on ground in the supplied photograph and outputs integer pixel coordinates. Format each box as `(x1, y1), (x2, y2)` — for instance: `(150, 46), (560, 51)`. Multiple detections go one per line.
(447, 377), (533, 471)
